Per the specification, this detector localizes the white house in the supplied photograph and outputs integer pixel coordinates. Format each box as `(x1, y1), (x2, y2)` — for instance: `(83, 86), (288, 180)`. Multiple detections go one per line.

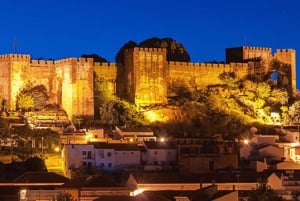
(142, 141), (177, 171)
(62, 144), (95, 178)
(62, 142), (141, 178)
(93, 142), (141, 171)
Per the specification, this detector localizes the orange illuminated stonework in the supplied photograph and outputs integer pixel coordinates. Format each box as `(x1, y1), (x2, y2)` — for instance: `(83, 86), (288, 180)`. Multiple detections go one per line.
(0, 46), (296, 119)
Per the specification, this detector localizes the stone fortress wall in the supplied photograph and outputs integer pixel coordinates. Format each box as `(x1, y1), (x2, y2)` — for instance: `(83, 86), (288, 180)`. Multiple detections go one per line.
(0, 46), (296, 119)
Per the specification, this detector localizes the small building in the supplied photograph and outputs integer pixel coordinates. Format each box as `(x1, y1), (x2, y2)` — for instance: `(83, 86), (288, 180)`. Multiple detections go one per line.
(142, 141), (177, 171)
(115, 126), (156, 142)
(62, 142), (141, 178)
(58, 175), (131, 201)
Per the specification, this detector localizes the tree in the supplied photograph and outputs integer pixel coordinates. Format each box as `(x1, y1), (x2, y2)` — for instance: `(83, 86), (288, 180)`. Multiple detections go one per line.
(218, 71), (240, 88)
(288, 100), (300, 124)
(115, 40), (138, 63)
(139, 37), (191, 62)
(24, 156), (47, 171)
(81, 54), (107, 63)
(16, 93), (34, 111)
(248, 178), (283, 201)
(16, 82), (48, 111)
(256, 82), (271, 99)
(115, 37), (191, 63)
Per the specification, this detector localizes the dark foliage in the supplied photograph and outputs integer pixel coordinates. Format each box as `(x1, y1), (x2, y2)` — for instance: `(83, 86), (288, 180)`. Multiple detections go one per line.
(81, 54), (107, 63)
(139, 37), (191, 62)
(3, 157), (46, 181)
(115, 37), (190, 63)
(115, 40), (138, 63)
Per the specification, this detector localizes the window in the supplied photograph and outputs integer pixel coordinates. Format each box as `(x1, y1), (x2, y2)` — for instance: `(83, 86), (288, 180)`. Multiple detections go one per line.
(82, 151), (87, 155)
(107, 152), (112, 157)
(87, 151), (92, 159)
(108, 163), (112, 167)
(155, 151), (157, 155)
(98, 150), (104, 158)
(83, 162), (87, 166)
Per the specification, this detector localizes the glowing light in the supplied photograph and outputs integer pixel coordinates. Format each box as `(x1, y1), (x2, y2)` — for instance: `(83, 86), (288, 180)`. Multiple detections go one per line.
(130, 188), (144, 196)
(54, 147), (60, 152)
(291, 142), (300, 147)
(160, 137), (165, 142)
(129, 138), (134, 142)
(85, 134), (92, 142)
(144, 110), (158, 122)
(243, 139), (249, 145)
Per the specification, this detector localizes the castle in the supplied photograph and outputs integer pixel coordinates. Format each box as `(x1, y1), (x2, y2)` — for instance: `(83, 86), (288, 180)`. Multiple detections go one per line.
(0, 46), (296, 120)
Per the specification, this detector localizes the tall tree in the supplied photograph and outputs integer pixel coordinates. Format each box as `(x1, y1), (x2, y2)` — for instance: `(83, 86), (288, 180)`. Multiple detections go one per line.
(139, 37), (191, 62)
(81, 54), (107, 63)
(115, 40), (138, 63)
(16, 82), (48, 111)
(248, 178), (283, 201)
(115, 37), (191, 63)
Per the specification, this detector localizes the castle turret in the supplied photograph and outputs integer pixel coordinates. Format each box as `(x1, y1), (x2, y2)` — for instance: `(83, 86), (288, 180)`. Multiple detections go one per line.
(0, 54), (30, 110)
(124, 47), (168, 106)
(274, 49), (297, 93)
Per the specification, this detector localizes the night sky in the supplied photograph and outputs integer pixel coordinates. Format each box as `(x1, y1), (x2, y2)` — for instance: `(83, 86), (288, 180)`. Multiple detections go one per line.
(1, 0), (299, 87)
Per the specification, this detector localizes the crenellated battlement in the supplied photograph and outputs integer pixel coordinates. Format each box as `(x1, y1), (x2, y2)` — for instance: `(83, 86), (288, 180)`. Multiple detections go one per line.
(168, 61), (235, 68)
(94, 62), (117, 68)
(128, 47), (167, 53)
(31, 59), (55, 66)
(0, 54), (30, 60)
(243, 46), (272, 52)
(275, 48), (296, 54)
(54, 57), (94, 65)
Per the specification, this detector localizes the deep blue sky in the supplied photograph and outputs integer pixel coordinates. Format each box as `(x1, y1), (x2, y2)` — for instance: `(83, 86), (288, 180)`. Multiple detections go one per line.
(1, 0), (299, 87)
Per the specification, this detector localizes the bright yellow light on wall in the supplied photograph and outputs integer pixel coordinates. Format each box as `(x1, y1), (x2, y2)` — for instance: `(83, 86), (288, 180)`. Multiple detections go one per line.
(144, 110), (159, 123)
(54, 147), (60, 152)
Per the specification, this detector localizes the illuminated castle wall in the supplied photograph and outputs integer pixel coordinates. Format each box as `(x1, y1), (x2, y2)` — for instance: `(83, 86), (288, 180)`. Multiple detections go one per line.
(0, 55), (94, 119)
(0, 46), (296, 119)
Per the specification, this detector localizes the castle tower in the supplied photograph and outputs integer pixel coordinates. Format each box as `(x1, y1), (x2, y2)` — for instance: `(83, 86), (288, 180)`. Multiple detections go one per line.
(226, 46), (272, 63)
(124, 47), (168, 106)
(274, 49), (297, 93)
(0, 54), (30, 110)
(57, 58), (94, 119)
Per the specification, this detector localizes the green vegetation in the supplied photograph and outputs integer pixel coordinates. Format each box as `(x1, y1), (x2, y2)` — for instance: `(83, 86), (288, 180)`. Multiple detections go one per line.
(11, 125), (60, 160)
(16, 82), (48, 111)
(0, 156), (46, 181)
(93, 58), (298, 137)
(81, 54), (107, 62)
(248, 178), (283, 201)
